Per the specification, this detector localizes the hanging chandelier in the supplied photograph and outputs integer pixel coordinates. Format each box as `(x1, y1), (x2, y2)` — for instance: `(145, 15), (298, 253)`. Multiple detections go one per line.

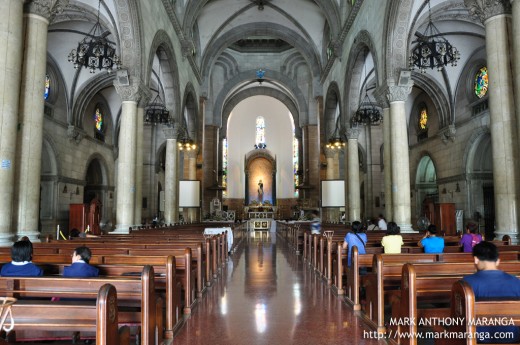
(409, 0), (460, 73)
(177, 122), (197, 151)
(325, 124), (345, 150)
(352, 91), (382, 126)
(145, 94), (172, 125)
(67, 0), (122, 73)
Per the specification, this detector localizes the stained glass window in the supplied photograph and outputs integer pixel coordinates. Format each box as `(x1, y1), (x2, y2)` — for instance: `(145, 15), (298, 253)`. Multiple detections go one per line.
(255, 116), (265, 146)
(474, 67), (488, 99)
(94, 108), (103, 132)
(44, 74), (50, 100)
(222, 138), (228, 198)
(293, 134), (299, 198)
(419, 108), (428, 131)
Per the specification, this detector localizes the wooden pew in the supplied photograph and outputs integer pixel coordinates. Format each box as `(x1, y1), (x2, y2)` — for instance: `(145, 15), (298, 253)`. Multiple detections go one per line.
(443, 280), (520, 345)
(0, 267), (159, 345)
(6, 284), (130, 345)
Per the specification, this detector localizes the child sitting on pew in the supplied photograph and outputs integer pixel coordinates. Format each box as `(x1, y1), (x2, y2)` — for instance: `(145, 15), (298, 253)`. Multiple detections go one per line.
(64, 246), (99, 277)
(381, 222), (404, 253)
(462, 241), (520, 343)
(0, 240), (43, 277)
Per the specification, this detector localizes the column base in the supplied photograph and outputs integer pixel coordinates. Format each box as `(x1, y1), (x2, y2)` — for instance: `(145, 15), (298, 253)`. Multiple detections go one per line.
(494, 231), (520, 244)
(398, 223), (416, 233)
(111, 225), (132, 234)
(16, 231), (41, 243)
(0, 233), (15, 246)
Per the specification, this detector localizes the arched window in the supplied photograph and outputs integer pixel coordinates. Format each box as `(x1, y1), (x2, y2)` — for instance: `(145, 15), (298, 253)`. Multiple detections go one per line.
(255, 116), (265, 148)
(94, 106), (105, 142)
(418, 104), (428, 141)
(44, 74), (50, 100)
(222, 138), (228, 197)
(474, 67), (488, 99)
(293, 133), (299, 198)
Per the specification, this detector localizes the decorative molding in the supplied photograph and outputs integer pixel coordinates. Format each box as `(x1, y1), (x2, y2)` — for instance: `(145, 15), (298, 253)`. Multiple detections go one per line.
(113, 75), (146, 103)
(138, 86), (152, 108)
(346, 128), (360, 140)
(24, 0), (68, 20)
(163, 126), (180, 140)
(324, 146), (338, 158)
(386, 82), (414, 103)
(464, 0), (512, 23)
(67, 125), (85, 144)
(440, 124), (457, 144)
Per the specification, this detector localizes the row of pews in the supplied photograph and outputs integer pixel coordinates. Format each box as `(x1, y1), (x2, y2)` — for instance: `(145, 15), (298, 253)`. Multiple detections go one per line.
(0, 223), (243, 345)
(277, 222), (520, 345)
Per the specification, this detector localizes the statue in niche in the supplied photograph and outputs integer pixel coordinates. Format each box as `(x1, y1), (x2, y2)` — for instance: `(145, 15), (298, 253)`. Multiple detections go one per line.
(257, 179), (264, 203)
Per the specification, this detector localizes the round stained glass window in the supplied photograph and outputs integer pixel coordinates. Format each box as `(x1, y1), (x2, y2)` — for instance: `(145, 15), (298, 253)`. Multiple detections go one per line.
(474, 67), (488, 99)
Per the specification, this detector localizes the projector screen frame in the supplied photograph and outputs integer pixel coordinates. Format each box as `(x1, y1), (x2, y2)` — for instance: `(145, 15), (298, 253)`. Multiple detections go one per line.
(321, 180), (345, 208)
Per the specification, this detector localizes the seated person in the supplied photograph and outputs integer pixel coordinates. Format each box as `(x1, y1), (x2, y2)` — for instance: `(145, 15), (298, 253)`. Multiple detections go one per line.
(64, 246), (99, 277)
(342, 221), (367, 266)
(310, 212), (321, 235)
(459, 222), (482, 253)
(366, 218), (378, 231)
(377, 214), (387, 231)
(1, 240), (43, 276)
(381, 222), (404, 253)
(418, 224), (444, 253)
(463, 241), (520, 343)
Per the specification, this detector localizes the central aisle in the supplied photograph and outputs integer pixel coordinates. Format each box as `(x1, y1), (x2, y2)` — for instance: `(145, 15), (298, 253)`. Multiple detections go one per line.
(173, 233), (385, 345)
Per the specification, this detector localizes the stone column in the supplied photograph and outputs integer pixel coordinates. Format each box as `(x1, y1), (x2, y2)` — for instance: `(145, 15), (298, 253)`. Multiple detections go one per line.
(134, 91), (151, 227)
(113, 79), (144, 233)
(324, 147), (337, 180)
(386, 82), (414, 232)
(163, 127), (179, 225)
(465, 0), (518, 241)
(365, 126), (373, 220)
(374, 87), (393, 219)
(14, 1), (65, 241)
(347, 128), (361, 222)
(185, 149), (198, 222)
(0, 0), (24, 244)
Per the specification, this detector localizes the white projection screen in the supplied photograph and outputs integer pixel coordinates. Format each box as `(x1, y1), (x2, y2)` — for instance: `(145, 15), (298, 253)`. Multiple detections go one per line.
(321, 180), (345, 207)
(179, 180), (201, 207)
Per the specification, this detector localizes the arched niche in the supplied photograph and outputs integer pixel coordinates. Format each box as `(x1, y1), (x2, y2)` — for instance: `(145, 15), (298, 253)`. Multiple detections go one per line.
(415, 155), (438, 222)
(245, 150), (276, 206)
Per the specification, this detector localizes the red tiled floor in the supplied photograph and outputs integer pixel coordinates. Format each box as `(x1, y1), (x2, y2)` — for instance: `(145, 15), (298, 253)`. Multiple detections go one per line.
(173, 234), (386, 345)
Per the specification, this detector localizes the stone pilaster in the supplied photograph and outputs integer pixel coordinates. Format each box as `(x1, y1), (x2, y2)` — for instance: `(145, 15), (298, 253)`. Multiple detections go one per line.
(163, 127), (180, 224)
(465, 0), (519, 241)
(0, 0), (24, 245)
(134, 90), (151, 226)
(324, 146), (338, 180)
(185, 149), (198, 222)
(303, 125), (320, 203)
(346, 128), (361, 222)
(14, 0), (66, 242)
(365, 126), (373, 220)
(113, 79), (144, 233)
(203, 125), (219, 216)
(512, 0), (520, 240)
(386, 81), (414, 232)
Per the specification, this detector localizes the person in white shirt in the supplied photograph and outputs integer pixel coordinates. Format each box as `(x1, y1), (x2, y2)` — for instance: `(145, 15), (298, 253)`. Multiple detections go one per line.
(377, 214), (387, 231)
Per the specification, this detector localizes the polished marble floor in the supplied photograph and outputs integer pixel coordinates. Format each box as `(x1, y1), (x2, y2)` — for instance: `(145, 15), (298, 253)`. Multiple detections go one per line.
(173, 232), (386, 345)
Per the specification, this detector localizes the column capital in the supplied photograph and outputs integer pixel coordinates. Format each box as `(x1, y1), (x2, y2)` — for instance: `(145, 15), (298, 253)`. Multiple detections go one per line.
(137, 86), (152, 108)
(184, 149), (198, 159)
(324, 146), (338, 158)
(346, 127), (360, 140)
(114, 76), (147, 103)
(464, 0), (512, 23)
(386, 83), (413, 103)
(163, 126), (180, 140)
(24, 0), (68, 20)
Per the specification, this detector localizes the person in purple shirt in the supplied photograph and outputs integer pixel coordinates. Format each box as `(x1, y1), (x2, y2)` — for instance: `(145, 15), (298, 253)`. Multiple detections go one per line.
(1, 240), (43, 277)
(63, 246), (99, 277)
(463, 241), (520, 343)
(459, 222), (482, 253)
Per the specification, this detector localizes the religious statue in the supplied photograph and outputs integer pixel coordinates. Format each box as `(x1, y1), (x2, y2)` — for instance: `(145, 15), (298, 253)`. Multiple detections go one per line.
(257, 179), (264, 202)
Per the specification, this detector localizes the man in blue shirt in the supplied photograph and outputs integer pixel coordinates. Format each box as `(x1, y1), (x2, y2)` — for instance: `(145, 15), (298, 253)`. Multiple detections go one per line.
(463, 241), (520, 343)
(1, 240), (43, 277)
(64, 246), (99, 277)
(418, 224), (444, 253)
(342, 221), (367, 266)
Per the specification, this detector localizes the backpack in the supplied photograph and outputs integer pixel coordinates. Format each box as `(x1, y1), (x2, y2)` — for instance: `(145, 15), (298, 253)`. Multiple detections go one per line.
(470, 234), (480, 248)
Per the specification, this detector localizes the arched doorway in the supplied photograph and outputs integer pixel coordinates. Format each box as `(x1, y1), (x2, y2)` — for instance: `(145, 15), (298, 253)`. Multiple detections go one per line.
(84, 158), (108, 233)
(415, 155), (437, 223)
